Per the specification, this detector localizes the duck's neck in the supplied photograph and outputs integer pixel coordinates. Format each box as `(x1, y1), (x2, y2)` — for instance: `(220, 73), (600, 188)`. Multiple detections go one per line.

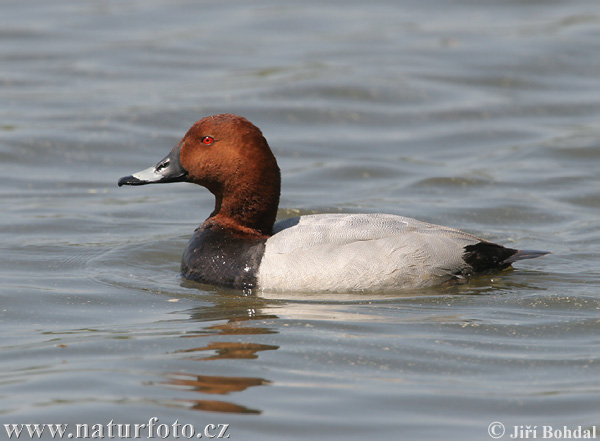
(205, 173), (281, 238)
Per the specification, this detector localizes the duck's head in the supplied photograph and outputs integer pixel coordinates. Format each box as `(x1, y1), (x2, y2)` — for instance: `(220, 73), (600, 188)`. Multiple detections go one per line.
(118, 114), (281, 236)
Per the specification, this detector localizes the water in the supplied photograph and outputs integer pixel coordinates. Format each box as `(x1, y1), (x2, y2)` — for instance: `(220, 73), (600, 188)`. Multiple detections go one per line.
(1, 0), (599, 439)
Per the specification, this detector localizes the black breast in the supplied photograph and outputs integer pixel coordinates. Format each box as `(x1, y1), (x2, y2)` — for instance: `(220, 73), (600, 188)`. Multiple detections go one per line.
(181, 225), (267, 290)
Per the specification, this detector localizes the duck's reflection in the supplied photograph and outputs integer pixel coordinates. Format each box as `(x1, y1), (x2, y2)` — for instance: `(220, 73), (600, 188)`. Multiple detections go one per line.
(156, 272), (548, 414)
(175, 341), (278, 361)
(158, 288), (423, 415)
(164, 373), (269, 394)
(185, 314), (279, 336)
(160, 297), (278, 415)
(162, 372), (269, 414)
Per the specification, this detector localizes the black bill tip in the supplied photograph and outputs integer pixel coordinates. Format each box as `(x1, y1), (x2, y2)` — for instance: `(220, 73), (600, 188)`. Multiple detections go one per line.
(118, 175), (145, 187)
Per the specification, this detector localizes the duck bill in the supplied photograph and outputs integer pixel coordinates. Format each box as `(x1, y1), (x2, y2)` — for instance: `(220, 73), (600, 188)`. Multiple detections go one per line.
(118, 143), (187, 187)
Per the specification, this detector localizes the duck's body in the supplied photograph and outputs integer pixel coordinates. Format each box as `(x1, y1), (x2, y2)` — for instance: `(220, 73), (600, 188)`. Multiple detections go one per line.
(118, 114), (547, 292)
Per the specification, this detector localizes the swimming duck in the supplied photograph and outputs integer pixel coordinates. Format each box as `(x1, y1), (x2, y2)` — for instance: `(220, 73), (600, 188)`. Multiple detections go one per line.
(118, 113), (547, 291)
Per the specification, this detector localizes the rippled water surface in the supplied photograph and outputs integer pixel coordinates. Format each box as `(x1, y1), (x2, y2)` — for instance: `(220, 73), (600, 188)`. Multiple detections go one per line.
(2, 0), (599, 439)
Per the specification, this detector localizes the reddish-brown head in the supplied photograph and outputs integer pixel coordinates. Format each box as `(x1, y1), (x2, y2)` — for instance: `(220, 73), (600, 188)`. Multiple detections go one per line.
(118, 114), (281, 237)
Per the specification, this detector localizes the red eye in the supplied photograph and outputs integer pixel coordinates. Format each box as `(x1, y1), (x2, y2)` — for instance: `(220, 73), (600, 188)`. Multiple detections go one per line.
(201, 136), (214, 145)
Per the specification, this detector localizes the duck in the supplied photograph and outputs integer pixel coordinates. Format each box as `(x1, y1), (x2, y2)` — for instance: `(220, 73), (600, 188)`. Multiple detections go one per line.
(118, 113), (548, 292)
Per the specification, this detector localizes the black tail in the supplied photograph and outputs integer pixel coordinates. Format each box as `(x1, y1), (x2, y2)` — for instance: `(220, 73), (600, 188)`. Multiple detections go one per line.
(464, 242), (549, 273)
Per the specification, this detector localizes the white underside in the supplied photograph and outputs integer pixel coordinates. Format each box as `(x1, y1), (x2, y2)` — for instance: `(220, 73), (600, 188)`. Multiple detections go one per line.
(256, 213), (484, 292)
